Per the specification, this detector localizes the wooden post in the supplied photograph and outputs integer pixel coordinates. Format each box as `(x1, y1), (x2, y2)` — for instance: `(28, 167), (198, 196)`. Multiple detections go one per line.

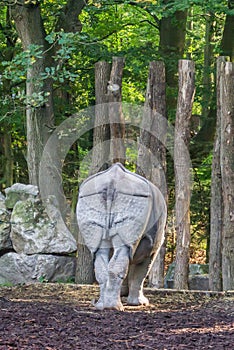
(76, 62), (112, 284)
(76, 58), (125, 284)
(209, 57), (225, 291)
(138, 61), (167, 181)
(108, 57), (125, 164)
(139, 61), (167, 288)
(173, 60), (195, 290)
(90, 61), (111, 175)
(220, 60), (234, 291)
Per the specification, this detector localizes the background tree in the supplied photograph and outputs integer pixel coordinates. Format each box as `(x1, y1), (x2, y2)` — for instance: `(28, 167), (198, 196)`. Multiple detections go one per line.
(7, 0), (86, 187)
(221, 0), (234, 60)
(159, 0), (188, 115)
(0, 6), (20, 188)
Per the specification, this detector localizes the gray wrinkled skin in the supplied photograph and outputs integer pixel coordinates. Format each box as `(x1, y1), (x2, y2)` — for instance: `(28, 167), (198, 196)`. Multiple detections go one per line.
(77, 163), (167, 310)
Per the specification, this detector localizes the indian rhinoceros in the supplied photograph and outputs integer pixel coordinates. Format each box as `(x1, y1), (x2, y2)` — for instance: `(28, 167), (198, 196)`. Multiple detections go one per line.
(76, 163), (167, 310)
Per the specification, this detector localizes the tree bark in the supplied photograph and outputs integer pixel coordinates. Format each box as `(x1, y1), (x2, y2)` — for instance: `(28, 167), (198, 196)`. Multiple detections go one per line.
(209, 57), (225, 291)
(138, 61), (167, 288)
(108, 56), (125, 164)
(1, 8), (15, 188)
(220, 60), (234, 290)
(90, 61), (111, 175)
(221, 0), (234, 61)
(10, 2), (53, 186)
(159, 0), (188, 114)
(173, 60), (195, 290)
(55, 0), (85, 33)
(202, 13), (214, 119)
(76, 243), (95, 284)
(3, 129), (13, 187)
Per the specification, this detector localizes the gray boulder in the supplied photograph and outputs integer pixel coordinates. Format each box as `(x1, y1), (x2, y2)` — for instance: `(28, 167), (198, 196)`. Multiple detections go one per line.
(5, 183), (39, 209)
(0, 194), (12, 251)
(11, 197), (77, 255)
(165, 263), (209, 290)
(0, 252), (76, 285)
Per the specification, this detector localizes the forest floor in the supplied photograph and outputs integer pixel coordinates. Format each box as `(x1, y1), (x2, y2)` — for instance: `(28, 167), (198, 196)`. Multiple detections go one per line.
(0, 283), (233, 350)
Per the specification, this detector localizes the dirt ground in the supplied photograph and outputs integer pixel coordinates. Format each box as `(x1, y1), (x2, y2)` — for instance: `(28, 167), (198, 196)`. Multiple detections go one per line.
(0, 283), (233, 350)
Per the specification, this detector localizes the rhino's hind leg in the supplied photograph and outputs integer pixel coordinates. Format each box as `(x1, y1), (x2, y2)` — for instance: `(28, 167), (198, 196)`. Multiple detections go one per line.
(104, 244), (130, 311)
(127, 257), (151, 306)
(94, 248), (110, 310)
(121, 276), (129, 297)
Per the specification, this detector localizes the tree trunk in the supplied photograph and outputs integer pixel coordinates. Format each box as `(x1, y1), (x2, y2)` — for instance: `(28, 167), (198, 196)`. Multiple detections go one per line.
(90, 61), (111, 175)
(10, 1), (86, 186)
(173, 60), (195, 290)
(159, 0), (188, 114)
(202, 13), (214, 119)
(209, 57), (225, 291)
(108, 56), (125, 164)
(186, 8), (193, 61)
(1, 9), (15, 189)
(3, 129), (13, 188)
(220, 60), (234, 290)
(138, 61), (167, 288)
(10, 3), (54, 186)
(221, 0), (234, 61)
(76, 242), (95, 284)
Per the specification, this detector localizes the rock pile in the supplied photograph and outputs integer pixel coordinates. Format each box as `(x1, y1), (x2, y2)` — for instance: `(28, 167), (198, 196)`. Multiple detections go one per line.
(0, 184), (77, 285)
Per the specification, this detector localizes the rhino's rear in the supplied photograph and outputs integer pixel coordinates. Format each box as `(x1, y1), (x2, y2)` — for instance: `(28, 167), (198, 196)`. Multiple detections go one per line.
(77, 163), (166, 258)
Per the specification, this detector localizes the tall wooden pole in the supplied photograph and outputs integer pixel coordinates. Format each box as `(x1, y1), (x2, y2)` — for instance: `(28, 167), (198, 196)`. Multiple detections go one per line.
(90, 61), (111, 175)
(209, 57), (225, 291)
(220, 60), (234, 291)
(139, 61), (167, 288)
(108, 57), (126, 164)
(173, 60), (195, 290)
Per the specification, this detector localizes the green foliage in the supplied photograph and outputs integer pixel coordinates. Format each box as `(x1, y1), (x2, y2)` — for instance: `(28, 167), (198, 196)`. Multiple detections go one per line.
(191, 154), (213, 249)
(0, 282), (14, 287)
(2, 44), (43, 82)
(1, 35), (80, 109)
(55, 277), (76, 284)
(38, 275), (49, 283)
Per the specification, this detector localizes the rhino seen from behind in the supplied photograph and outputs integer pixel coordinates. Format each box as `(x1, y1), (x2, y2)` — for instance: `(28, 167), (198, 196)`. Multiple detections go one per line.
(76, 163), (167, 310)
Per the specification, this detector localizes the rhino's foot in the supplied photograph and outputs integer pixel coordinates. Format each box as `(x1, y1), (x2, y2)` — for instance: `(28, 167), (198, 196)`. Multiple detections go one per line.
(104, 301), (124, 311)
(93, 299), (105, 310)
(127, 294), (149, 306)
(92, 298), (124, 311)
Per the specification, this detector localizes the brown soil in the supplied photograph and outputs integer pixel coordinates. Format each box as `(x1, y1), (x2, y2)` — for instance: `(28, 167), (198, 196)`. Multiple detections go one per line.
(0, 284), (233, 350)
